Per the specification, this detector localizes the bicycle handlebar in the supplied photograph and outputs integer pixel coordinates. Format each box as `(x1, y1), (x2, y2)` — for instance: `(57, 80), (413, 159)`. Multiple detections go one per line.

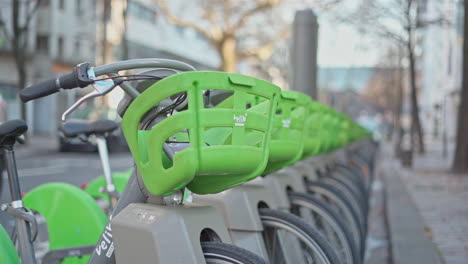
(19, 59), (197, 103)
(20, 63), (94, 102)
(20, 79), (61, 102)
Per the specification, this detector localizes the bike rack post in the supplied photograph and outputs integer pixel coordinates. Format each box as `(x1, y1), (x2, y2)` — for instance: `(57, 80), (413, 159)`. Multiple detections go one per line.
(111, 203), (233, 263)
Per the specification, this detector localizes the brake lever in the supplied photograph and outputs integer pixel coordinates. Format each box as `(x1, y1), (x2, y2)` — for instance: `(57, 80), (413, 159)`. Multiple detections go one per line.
(61, 70), (116, 122)
(61, 90), (99, 122)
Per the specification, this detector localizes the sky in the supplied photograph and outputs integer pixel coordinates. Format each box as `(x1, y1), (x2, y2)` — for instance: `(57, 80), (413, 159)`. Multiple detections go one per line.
(311, 1), (383, 68)
(317, 21), (381, 67)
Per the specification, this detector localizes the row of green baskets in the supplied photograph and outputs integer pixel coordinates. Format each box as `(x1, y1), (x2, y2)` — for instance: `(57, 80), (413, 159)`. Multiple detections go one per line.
(120, 71), (371, 197)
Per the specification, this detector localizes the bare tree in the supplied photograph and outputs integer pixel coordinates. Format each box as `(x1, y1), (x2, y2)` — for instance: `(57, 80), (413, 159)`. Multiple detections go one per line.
(156, 0), (341, 72)
(0, 0), (42, 120)
(339, 0), (449, 154)
(452, 0), (468, 173)
(394, 45), (405, 156)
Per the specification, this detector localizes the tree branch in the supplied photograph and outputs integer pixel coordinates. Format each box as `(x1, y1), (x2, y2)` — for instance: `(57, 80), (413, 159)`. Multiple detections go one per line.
(416, 17), (451, 28)
(238, 26), (290, 60)
(232, 0), (278, 31)
(156, 0), (218, 41)
(20, 0), (42, 32)
(0, 15), (12, 43)
(223, 0), (232, 29)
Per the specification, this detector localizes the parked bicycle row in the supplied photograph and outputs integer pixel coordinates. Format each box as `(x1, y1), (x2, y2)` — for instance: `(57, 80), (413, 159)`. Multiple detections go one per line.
(0, 58), (378, 264)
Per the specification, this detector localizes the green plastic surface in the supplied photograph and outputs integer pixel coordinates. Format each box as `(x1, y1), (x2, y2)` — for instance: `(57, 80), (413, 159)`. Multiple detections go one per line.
(0, 224), (20, 264)
(85, 169), (133, 202)
(262, 90), (311, 174)
(301, 100), (323, 159)
(121, 71), (280, 195)
(23, 183), (107, 264)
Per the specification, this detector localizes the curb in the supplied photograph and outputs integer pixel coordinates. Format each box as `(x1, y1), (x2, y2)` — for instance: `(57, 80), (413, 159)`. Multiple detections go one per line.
(383, 160), (442, 264)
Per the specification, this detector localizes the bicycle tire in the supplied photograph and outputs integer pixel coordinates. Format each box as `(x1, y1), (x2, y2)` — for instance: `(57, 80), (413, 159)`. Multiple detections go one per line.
(0, 153), (4, 198)
(320, 176), (368, 229)
(289, 192), (361, 264)
(259, 208), (342, 264)
(306, 181), (365, 258)
(330, 173), (369, 224)
(202, 241), (268, 264)
(349, 157), (372, 189)
(334, 164), (368, 198)
(334, 164), (368, 192)
(330, 172), (368, 214)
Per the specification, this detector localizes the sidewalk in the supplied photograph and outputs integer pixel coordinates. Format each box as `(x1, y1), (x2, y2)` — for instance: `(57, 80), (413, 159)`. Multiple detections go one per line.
(399, 143), (468, 264)
(364, 148), (390, 264)
(384, 141), (468, 264)
(15, 135), (58, 159)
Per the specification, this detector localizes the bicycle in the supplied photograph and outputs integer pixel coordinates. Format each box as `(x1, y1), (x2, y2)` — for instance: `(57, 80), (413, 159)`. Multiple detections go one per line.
(11, 58), (281, 264)
(305, 109), (376, 257)
(194, 90), (360, 264)
(10, 119), (131, 263)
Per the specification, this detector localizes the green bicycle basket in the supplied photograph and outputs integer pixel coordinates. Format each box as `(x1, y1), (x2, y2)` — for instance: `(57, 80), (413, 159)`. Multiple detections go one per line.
(301, 100), (323, 159)
(262, 90), (311, 175)
(121, 71), (280, 196)
(316, 104), (336, 153)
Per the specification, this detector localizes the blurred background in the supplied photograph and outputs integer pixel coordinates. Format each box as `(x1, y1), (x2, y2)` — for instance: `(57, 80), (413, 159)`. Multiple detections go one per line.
(0, 0), (463, 159)
(1, 1), (468, 263)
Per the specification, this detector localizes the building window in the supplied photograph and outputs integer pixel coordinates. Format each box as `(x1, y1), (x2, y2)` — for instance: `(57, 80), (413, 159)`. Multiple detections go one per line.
(58, 36), (64, 58)
(76, 0), (82, 16)
(59, 0), (65, 10)
(36, 35), (49, 54)
(127, 1), (157, 23)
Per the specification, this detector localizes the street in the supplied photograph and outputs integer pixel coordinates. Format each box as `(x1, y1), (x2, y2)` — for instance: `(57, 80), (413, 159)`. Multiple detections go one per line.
(0, 136), (133, 234)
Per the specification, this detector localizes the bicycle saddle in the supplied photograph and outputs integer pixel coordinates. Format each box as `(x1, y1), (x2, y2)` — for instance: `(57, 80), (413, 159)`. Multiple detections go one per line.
(60, 119), (118, 138)
(0, 119), (27, 145)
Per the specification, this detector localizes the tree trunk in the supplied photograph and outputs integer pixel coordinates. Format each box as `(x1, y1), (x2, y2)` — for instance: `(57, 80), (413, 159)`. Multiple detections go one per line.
(101, 0), (112, 64)
(121, 0), (129, 60)
(407, 34), (425, 154)
(451, 0), (468, 173)
(12, 0), (28, 121)
(219, 37), (238, 72)
(394, 52), (404, 156)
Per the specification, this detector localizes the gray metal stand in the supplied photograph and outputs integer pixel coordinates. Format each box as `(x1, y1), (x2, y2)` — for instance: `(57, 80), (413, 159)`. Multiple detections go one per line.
(112, 203), (232, 264)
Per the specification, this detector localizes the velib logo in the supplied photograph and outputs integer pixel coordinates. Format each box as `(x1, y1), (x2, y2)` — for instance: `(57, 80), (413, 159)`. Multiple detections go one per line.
(96, 215), (114, 258)
(233, 113), (248, 127)
(282, 119), (291, 128)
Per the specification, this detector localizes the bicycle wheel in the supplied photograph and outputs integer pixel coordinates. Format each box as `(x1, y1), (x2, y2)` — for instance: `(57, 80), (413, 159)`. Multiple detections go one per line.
(289, 192), (361, 264)
(319, 176), (367, 229)
(329, 172), (368, 214)
(0, 153), (4, 198)
(202, 242), (268, 264)
(259, 208), (341, 264)
(330, 174), (369, 224)
(306, 181), (365, 258)
(334, 164), (368, 198)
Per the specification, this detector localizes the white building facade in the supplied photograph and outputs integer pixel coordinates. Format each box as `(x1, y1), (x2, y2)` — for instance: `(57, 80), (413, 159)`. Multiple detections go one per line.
(100, 0), (220, 110)
(0, 0), (220, 135)
(0, 0), (97, 135)
(420, 0), (464, 141)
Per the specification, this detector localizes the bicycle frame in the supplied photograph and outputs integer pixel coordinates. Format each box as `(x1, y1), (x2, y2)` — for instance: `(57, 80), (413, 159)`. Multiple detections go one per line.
(2, 146), (36, 264)
(8, 59), (200, 264)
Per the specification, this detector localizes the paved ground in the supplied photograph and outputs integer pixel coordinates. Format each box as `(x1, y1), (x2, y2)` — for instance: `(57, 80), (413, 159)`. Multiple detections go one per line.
(0, 136), (133, 233)
(6, 137), (466, 264)
(398, 142), (468, 264)
(364, 148), (390, 264)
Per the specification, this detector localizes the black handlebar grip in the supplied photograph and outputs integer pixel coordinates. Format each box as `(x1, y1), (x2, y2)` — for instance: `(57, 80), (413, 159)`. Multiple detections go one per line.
(58, 72), (80, 89)
(20, 79), (60, 102)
